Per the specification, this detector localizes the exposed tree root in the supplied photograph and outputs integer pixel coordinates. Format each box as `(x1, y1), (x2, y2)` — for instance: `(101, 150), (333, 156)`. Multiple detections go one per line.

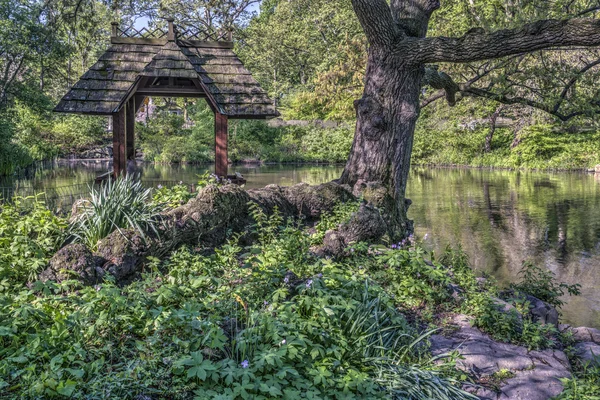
(41, 181), (404, 285)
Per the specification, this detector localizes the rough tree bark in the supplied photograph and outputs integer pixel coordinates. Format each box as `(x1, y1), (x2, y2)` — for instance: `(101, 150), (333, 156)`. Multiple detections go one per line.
(341, 0), (600, 237)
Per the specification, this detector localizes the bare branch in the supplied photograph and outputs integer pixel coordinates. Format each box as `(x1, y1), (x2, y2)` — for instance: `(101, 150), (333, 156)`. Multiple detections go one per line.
(577, 6), (600, 17)
(462, 87), (599, 121)
(415, 18), (600, 64)
(553, 57), (600, 112)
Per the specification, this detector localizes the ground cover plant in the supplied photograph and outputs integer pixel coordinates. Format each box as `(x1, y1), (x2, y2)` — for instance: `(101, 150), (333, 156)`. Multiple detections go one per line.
(0, 198), (476, 399)
(0, 182), (596, 399)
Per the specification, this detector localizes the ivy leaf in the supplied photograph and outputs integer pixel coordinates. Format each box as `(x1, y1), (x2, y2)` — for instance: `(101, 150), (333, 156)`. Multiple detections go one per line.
(56, 380), (77, 396)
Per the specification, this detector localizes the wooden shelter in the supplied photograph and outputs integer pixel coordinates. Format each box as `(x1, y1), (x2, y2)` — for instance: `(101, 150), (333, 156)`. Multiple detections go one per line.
(54, 18), (279, 178)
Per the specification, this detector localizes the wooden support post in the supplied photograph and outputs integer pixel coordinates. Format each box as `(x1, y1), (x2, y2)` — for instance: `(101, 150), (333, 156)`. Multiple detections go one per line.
(134, 95), (146, 113)
(112, 106), (127, 178)
(215, 113), (228, 178)
(126, 97), (135, 161)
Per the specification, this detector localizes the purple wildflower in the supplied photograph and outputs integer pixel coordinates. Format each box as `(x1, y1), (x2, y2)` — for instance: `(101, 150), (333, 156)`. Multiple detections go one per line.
(316, 273), (323, 278)
(240, 360), (249, 369)
(157, 184), (163, 189)
(391, 244), (397, 249)
(283, 276), (289, 284)
(306, 279), (313, 289)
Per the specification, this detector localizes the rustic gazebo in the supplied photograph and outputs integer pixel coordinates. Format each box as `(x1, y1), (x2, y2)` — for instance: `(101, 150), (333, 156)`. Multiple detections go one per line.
(54, 18), (279, 178)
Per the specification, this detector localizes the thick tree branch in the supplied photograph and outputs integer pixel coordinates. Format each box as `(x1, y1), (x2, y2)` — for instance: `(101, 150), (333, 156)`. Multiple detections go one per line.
(390, 0), (440, 37)
(415, 18), (600, 64)
(350, 0), (399, 46)
(422, 66), (459, 105)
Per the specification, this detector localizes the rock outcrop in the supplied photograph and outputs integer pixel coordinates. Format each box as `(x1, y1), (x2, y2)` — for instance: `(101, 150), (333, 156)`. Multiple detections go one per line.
(572, 342), (600, 367)
(430, 315), (571, 400)
(570, 326), (600, 344)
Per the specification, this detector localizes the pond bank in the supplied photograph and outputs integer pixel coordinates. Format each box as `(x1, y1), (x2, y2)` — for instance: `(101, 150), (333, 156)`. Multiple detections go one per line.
(3, 180), (598, 399)
(2, 163), (599, 329)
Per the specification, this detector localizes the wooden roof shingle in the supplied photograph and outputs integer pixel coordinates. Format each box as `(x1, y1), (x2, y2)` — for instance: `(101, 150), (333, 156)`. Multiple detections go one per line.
(55, 33), (279, 119)
(55, 43), (161, 114)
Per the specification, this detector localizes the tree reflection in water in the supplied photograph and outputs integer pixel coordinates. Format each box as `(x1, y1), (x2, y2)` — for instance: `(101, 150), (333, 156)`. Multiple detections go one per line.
(408, 167), (600, 328)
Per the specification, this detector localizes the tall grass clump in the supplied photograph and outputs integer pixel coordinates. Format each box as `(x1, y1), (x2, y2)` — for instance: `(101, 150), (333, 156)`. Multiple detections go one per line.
(67, 175), (162, 249)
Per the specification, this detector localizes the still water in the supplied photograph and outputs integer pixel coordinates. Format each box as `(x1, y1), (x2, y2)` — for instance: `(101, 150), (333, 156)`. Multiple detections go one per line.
(2, 161), (599, 328)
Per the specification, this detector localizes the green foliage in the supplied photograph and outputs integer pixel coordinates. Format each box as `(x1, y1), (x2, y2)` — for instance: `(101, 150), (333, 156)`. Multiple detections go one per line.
(510, 261), (581, 309)
(412, 99), (600, 170)
(0, 200), (477, 400)
(238, 0), (364, 119)
(196, 171), (223, 188)
(152, 183), (195, 209)
(555, 366), (600, 400)
(67, 176), (162, 250)
(312, 200), (361, 244)
(138, 111), (212, 163)
(373, 248), (453, 309)
(0, 115), (31, 175)
(0, 195), (66, 284)
(136, 99), (355, 165)
(230, 121), (354, 164)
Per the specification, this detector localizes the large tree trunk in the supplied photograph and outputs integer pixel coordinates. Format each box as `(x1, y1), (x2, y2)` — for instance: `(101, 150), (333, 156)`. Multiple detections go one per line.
(342, 0), (600, 238)
(339, 49), (423, 237)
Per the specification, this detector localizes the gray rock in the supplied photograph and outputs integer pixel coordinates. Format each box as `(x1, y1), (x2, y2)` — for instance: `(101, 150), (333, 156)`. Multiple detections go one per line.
(571, 326), (600, 344)
(448, 283), (464, 301)
(524, 294), (559, 327)
(491, 297), (523, 332)
(430, 314), (571, 400)
(573, 342), (600, 366)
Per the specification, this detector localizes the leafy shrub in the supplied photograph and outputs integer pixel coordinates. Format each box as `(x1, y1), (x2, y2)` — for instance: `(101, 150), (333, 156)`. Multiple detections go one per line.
(556, 366), (600, 400)
(509, 125), (565, 164)
(67, 175), (163, 249)
(0, 195), (66, 283)
(152, 183), (194, 209)
(0, 201), (475, 399)
(0, 116), (32, 176)
(373, 248), (453, 308)
(510, 261), (581, 309)
(138, 112), (212, 163)
(11, 101), (105, 160)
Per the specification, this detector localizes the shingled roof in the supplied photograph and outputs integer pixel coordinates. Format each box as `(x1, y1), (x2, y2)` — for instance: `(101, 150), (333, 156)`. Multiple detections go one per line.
(54, 22), (279, 119)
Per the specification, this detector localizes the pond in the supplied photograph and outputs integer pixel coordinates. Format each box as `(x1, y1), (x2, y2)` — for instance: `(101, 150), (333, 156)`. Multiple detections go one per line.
(1, 161), (599, 329)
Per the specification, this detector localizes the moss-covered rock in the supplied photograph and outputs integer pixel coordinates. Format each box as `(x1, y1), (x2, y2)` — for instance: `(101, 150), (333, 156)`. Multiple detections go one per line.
(40, 243), (103, 285)
(96, 229), (147, 283)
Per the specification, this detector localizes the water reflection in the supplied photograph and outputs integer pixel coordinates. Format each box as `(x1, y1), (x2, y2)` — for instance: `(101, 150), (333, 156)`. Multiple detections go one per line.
(1, 162), (599, 328)
(408, 167), (600, 328)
